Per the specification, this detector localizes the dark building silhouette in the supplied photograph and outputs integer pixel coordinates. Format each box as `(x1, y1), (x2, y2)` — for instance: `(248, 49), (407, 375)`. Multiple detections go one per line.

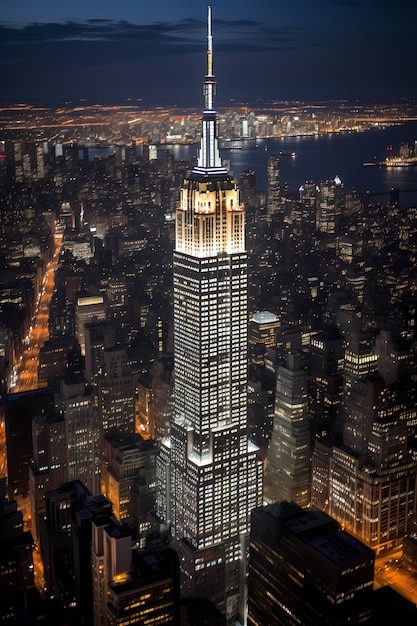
(5, 388), (54, 501)
(247, 502), (375, 625)
(29, 410), (67, 545)
(0, 478), (34, 622)
(308, 326), (344, 437)
(40, 480), (92, 608)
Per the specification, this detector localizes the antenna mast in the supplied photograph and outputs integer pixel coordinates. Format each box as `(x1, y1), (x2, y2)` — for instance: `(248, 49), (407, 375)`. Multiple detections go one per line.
(204, 6), (215, 111)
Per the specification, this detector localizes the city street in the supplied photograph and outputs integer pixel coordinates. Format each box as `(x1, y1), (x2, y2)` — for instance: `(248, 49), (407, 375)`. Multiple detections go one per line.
(4, 231), (62, 593)
(375, 549), (417, 606)
(12, 232), (62, 393)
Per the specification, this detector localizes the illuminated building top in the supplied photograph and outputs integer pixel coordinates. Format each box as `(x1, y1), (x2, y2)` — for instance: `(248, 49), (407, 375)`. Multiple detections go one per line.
(193, 5), (228, 178)
(176, 6), (244, 257)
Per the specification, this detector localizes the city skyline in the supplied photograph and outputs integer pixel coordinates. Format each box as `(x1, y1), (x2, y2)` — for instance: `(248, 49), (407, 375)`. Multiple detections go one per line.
(3, 4), (417, 623)
(1, 0), (417, 102)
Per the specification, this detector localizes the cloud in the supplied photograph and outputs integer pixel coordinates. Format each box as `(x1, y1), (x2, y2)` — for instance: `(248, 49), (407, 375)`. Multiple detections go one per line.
(0, 11), (415, 101)
(0, 17), (300, 54)
(0, 20), (179, 46)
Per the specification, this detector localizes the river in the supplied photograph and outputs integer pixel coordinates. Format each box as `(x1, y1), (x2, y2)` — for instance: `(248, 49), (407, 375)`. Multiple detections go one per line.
(164, 121), (417, 207)
(89, 121), (417, 207)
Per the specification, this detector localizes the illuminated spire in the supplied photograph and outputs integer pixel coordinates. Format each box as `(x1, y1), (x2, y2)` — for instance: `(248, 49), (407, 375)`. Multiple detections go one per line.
(194, 5), (227, 176)
(205, 5), (214, 110)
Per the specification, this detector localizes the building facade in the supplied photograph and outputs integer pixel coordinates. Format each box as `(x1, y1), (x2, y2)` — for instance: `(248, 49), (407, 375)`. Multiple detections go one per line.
(264, 352), (311, 507)
(156, 8), (263, 623)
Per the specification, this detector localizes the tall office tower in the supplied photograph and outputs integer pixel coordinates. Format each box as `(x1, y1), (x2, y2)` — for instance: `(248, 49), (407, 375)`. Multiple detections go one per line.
(29, 411), (67, 545)
(5, 388), (54, 507)
(312, 338), (417, 555)
(299, 179), (318, 233)
(308, 327), (344, 437)
(35, 142), (45, 179)
(38, 336), (81, 385)
(54, 376), (100, 494)
(40, 480), (91, 608)
(316, 177), (344, 234)
(62, 141), (79, 174)
(247, 502), (375, 626)
(84, 320), (117, 388)
(264, 353), (311, 507)
(315, 398), (417, 554)
(342, 375), (384, 455)
(156, 9), (263, 622)
(97, 346), (136, 462)
(239, 169), (257, 211)
(137, 354), (174, 441)
(266, 156), (281, 221)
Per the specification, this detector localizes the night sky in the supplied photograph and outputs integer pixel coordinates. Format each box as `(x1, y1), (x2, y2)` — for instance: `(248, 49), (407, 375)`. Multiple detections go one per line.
(1, 0), (416, 103)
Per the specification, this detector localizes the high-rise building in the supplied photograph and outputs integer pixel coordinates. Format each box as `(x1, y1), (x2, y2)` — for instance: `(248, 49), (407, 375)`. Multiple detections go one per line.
(106, 549), (180, 626)
(248, 311), (280, 366)
(247, 502), (375, 625)
(156, 9), (263, 622)
(308, 327), (344, 437)
(40, 480), (91, 608)
(266, 156), (281, 221)
(97, 346), (136, 449)
(239, 170), (257, 212)
(312, 357), (417, 553)
(264, 352), (311, 507)
(29, 410), (67, 545)
(299, 180), (317, 219)
(38, 336), (81, 385)
(72, 493), (115, 625)
(375, 326), (412, 385)
(84, 320), (117, 389)
(101, 433), (158, 540)
(91, 514), (132, 626)
(54, 376), (100, 494)
(5, 388), (54, 505)
(316, 177), (343, 235)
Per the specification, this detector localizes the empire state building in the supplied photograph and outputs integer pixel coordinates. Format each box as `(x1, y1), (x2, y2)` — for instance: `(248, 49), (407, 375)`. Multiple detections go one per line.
(156, 7), (263, 622)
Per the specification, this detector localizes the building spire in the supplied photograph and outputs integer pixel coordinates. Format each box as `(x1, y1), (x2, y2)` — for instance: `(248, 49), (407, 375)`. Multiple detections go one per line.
(205, 5), (214, 110)
(207, 5), (213, 76)
(194, 6), (227, 176)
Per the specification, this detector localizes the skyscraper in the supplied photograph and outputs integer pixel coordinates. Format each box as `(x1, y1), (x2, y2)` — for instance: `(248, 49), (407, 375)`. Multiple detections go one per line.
(266, 156), (281, 220)
(264, 352), (311, 507)
(156, 8), (263, 622)
(316, 176), (343, 234)
(54, 376), (99, 494)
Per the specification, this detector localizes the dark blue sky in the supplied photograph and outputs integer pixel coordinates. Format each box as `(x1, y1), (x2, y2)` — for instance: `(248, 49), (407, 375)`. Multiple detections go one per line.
(1, 0), (416, 102)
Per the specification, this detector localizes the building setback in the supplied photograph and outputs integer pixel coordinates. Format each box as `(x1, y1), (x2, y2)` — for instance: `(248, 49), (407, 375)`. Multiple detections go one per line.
(155, 8), (263, 623)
